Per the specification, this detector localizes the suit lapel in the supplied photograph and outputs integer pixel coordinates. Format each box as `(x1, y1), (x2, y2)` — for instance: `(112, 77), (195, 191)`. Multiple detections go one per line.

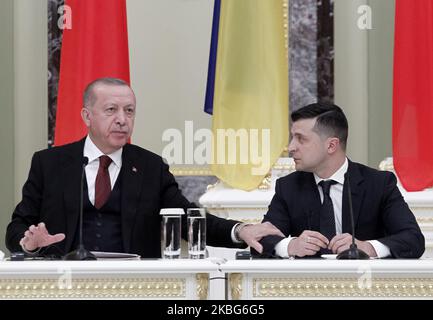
(342, 161), (365, 234)
(301, 173), (322, 232)
(62, 139), (86, 252)
(120, 145), (145, 252)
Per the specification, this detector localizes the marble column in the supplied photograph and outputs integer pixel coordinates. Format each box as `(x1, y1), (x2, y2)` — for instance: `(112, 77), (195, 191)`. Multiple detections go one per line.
(48, 0), (64, 147)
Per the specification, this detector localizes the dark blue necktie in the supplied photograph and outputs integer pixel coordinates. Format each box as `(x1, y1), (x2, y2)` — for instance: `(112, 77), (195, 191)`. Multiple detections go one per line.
(319, 180), (338, 253)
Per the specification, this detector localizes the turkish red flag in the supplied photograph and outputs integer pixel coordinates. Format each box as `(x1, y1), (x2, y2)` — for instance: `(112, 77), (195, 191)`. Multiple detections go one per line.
(55, 0), (130, 146)
(393, 0), (433, 191)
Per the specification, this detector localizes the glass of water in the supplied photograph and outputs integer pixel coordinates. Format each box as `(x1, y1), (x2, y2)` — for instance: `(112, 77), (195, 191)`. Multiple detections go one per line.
(160, 208), (184, 259)
(187, 208), (206, 259)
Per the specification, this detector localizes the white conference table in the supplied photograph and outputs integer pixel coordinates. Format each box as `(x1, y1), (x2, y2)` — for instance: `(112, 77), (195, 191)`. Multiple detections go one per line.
(0, 259), (220, 299)
(220, 258), (433, 299)
(2, 258), (433, 300)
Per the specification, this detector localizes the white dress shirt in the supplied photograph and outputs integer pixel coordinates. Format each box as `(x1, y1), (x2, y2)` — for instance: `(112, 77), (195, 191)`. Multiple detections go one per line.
(83, 136), (122, 206)
(275, 158), (391, 258)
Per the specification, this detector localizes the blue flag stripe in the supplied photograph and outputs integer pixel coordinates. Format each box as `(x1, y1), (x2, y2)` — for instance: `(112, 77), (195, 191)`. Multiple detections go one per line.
(204, 0), (221, 115)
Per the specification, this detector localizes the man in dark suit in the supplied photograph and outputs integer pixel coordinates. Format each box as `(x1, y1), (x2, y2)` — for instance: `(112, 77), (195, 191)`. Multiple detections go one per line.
(260, 103), (424, 259)
(6, 77), (283, 257)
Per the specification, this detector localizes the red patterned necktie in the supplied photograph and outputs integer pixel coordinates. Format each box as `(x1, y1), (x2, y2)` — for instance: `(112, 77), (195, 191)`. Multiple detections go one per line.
(95, 155), (112, 209)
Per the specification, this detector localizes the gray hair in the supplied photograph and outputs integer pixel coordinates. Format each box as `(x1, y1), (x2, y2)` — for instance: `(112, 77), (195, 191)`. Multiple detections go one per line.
(83, 77), (130, 107)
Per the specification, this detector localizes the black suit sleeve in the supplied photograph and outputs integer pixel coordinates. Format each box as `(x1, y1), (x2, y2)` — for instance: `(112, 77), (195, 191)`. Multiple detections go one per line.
(376, 172), (425, 258)
(6, 152), (43, 252)
(259, 179), (290, 256)
(159, 161), (243, 248)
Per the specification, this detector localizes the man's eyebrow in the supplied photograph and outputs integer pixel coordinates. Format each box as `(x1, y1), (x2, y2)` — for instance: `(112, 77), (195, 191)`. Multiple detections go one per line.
(292, 132), (305, 137)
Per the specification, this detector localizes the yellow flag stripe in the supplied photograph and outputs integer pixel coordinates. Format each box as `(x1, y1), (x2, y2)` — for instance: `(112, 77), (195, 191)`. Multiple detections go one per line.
(211, 0), (289, 190)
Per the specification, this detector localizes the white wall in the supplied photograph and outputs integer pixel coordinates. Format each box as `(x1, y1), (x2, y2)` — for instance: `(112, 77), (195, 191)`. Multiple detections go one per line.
(367, 0), (394, 168)
(334, 0), (369, 165)
(127, 0), (213, 156)
(0, 0), (15, 254)
(0, 0), (47, 253)
(13, 0), (48, 204)
(334, 0), (394, 167)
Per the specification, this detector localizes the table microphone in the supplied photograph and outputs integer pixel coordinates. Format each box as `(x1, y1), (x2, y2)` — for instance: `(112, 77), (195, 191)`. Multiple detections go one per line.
(63, 157), (96, 260)
(336, 172), (369, 260)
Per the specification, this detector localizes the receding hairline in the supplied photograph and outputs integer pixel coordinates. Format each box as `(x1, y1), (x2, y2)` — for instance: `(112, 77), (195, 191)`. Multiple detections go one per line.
(83, 78), (134, 107)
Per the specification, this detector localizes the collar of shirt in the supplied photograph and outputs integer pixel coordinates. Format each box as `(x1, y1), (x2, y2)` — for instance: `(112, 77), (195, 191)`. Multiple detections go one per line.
(83, 135), (122, 169)
(313, 157), (348, 186)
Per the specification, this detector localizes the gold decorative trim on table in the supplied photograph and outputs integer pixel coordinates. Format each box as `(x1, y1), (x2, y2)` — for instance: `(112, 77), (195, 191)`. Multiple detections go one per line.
(229, 273), (243, 300)
(252, 277), (433, 298)
(170, 166), (213, 176)
(0, 277), (185, 299)
(196, 273), (209, 300)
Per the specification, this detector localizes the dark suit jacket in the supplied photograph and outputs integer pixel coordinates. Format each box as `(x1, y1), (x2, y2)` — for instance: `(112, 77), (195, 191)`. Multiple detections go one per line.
(6, 139), (242, 257)
(260, 161), (425, 258)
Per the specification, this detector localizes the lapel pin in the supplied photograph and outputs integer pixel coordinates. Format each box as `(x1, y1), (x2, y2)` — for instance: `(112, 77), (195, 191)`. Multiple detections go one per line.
(132, 166), (137, 173)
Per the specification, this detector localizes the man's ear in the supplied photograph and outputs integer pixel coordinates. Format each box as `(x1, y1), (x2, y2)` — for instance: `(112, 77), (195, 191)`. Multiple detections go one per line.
(327, 137), (340, 154)
(81, 107), (91, 127)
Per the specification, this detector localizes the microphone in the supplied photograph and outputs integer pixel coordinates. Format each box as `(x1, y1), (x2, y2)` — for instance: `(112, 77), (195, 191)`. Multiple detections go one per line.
(63, 157), (96, 260)
(336, 172), (369, 260)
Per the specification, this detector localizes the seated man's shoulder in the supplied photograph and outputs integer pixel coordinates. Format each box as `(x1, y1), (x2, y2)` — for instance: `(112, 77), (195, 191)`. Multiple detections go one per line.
(355, 161), (393, 176)
(35, 140), (81, 160)
(124, 143), (164, 163)
(353, 161), (396, 184)
(277, 170), (312, 186)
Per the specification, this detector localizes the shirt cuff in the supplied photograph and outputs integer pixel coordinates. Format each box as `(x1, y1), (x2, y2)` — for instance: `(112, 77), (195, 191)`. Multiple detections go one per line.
(275, 237), (296, 258)
(367, 240), (391, 258)
(231, 223), (242, 243)
(20, 239), (41, 256)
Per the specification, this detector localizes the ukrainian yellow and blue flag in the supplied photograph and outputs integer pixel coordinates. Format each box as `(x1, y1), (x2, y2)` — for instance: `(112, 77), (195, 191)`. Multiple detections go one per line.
(204, 0), (289, 191)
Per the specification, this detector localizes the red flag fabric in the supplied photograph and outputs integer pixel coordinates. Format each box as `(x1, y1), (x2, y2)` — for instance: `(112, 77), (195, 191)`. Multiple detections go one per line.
(55, 0), (130, 146)
(393, 0), (433, 191)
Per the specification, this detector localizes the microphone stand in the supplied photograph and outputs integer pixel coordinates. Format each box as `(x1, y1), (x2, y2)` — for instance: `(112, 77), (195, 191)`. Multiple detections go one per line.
(64, 157), (96, 260)
(336, 172), (369, 260)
